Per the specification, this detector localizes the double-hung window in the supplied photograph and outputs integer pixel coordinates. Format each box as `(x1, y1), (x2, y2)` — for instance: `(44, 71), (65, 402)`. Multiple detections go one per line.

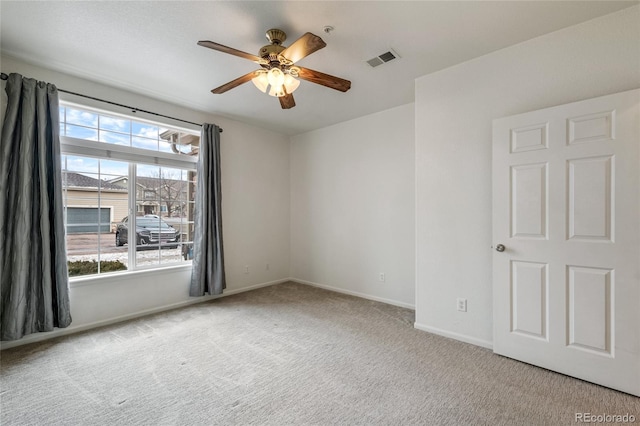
(59, 103), (200, 277)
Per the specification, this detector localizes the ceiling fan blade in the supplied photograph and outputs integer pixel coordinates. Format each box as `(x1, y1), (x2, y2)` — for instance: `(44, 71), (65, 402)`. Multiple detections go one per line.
(279, 93), (296, 109)
(296, 67), (351, 92)
(198, 40), (262, 63)
(280, 33), (326, 63)
(212, 71), (258, 94)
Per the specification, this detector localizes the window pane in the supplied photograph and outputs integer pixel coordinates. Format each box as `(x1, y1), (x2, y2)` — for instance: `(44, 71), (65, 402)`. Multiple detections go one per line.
(63, 156), (129, 277)
(62, 155), (99, 174)
(66, 124), (98, 140)
(132, 136), (158, 151)
(134, 165), (182, 267)
(99, 130), (130, 146)
(136, 164), (158, 178)
(159, 244), (183, 264)
(67, 229), (127, 277)
(66, 108), (98, 127)
(159, 132), (199, 156)
(100, 115), (131, 133)
(132, 122), (159, 139)
(158, 140), (175, 153)
(158, 127), (169, 138)
(99, 160), (129, 180)
(159, 168), (187, 218)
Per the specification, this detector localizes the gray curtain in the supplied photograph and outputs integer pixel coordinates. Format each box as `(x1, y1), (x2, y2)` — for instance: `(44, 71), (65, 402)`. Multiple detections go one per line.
(0, 73), (71, 341)
(190, 123), (226, 296)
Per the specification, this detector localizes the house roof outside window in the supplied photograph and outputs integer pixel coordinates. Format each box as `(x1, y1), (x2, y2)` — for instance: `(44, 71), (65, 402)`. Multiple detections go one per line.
(62, 171), (127, 192)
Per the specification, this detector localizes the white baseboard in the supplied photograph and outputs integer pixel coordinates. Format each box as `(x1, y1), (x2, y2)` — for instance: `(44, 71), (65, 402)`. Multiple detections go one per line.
(0, 278), (288, 351)
(414, 322), (493, 350)
(291, 278), (415, 310)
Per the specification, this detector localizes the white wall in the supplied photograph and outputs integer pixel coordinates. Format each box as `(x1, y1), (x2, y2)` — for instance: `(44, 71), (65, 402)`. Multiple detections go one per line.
(1, 55), (291, 348)
(414, 7), (640, 347)
(290, 104), (415, 308)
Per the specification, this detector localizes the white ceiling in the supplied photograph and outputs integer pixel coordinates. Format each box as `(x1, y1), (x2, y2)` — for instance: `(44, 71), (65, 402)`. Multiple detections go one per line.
(1, 1), (636, 135)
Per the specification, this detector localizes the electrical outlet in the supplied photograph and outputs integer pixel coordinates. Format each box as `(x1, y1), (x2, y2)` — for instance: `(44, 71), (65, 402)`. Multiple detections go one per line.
(244, 265), (249, 274)
(379, 272), (385, 282)
(457, 298), (467, 312)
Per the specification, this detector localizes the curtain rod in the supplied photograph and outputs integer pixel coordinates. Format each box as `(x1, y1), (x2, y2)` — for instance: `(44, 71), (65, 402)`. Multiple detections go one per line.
(0, 72), (222, 132)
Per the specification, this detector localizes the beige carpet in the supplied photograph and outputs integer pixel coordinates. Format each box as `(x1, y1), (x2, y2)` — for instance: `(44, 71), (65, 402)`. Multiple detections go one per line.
(1, 282), (638, 425)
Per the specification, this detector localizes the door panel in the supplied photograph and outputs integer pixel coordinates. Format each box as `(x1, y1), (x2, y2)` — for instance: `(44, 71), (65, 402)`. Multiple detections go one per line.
(567, 156), (614, 241)
(510, 163), (548, 239)
(511, 260), (548, 340)
(567, 265), (613, 356)
(492, 89), (639, 396)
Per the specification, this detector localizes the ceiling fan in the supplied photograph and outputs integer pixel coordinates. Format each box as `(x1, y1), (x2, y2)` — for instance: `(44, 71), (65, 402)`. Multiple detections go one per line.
(198, 29), (351, 109)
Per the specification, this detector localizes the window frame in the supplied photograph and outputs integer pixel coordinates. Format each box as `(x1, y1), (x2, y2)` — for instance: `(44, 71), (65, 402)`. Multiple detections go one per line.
(59, 101), (200, 280)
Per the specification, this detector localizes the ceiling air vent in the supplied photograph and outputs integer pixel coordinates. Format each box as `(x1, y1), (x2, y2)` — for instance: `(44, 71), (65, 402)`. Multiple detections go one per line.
(366, 49), (400, 68)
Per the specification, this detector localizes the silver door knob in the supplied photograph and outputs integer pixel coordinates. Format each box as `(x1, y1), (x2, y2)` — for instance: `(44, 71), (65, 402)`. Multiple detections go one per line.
(495, 244), (506, 252)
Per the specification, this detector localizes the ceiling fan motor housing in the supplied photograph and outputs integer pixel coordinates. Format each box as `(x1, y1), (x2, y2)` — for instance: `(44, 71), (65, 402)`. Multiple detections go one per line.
(259, 44), (285, 61)
(260, 28), (289, 69)
(265, 28), (286, 45)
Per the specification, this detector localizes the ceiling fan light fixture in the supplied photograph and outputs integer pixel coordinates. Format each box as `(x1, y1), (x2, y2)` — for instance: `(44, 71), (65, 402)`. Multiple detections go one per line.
(266, 68), (289, 97)
(283, 73), (300, 93)
(254, 68), (300, 98)
(251, 71), (269, 93)
(268, 86), (286, 97)
(267, 68), (285, 87)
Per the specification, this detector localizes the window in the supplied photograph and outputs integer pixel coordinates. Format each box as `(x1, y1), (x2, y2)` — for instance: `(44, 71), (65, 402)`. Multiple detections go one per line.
(60, 103), (199, 277)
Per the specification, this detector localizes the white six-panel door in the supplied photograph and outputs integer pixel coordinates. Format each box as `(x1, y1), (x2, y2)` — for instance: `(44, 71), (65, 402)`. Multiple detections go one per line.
(492, 89), (639, 396)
